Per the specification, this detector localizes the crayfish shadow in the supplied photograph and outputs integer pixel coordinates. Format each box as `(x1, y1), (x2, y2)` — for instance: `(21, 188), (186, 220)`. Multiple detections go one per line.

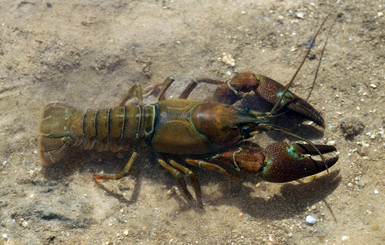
(42, 147), (147, 179)
(42, 147), (90, 179)
(240, 94), (324, 141)
(216, 170), (341, 220)
(41, 147), (144, 206)
(41, 147), (165, 206)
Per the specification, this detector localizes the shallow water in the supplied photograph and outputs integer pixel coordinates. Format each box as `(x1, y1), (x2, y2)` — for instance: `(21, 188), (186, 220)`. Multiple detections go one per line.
(0, 1), (384, 244)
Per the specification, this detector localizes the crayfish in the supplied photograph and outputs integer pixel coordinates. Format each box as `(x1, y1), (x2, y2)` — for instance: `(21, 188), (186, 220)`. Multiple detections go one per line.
(39, 13), (339, 208)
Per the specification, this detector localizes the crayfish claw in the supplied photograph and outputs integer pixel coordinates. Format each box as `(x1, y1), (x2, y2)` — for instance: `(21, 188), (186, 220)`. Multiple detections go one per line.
(253, 74), (325, 127)
(285, 96), (325, 127)
(260, 142), (338, 183)
(292, 143), (337, 155)
(225, 72), (325, 127)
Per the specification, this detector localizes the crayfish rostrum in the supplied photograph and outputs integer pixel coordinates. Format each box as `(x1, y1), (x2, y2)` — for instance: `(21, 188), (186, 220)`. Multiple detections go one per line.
(39, 15), (338, 208)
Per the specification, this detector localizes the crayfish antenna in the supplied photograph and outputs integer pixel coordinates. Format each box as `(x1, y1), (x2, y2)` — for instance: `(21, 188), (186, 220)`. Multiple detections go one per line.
(270, 9), (337, 118)
(306, 13), (337, 101)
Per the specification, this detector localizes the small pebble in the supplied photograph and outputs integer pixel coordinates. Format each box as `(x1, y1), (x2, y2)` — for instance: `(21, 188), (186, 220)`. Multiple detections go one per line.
(221, 53), (235, 67)
(357, 141), (370, 156)
(305, 215), (317, 225)
(342, 235), (349, 241)
(20, 220), (28, 227)
(374, 189), (379, 194)
(311, 205), (317, 210)
(370, 134), (376, 139)
(296, 12), (305, 19)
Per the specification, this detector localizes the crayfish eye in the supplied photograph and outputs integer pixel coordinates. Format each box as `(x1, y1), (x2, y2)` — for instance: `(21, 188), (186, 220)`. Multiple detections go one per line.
(239, 125), (251, 138)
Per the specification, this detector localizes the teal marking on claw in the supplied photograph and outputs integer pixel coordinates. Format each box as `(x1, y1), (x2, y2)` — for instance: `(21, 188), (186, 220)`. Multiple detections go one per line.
(260, 156), (273, 176)
(287, 145), (304, 161)
(264, 157), (272, 168)
(277, 91), (294, 105)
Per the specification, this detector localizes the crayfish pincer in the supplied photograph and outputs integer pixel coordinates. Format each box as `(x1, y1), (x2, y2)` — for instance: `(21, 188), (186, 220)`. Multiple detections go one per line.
(39, 13), (338, 208)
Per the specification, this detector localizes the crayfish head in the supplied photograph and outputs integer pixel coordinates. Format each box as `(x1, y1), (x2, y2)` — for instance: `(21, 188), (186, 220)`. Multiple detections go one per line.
(191, 102), (260, 149)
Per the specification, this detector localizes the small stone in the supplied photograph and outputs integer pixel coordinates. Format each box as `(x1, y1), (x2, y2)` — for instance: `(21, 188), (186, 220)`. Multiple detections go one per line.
(311, 205), (317, 210)
(342, 235), (349, 241)
(370, 134), (376, 139)
(357, 141), (370, 156)
(20, 220), (28, 227)
(296, 12), (305, 19)
(221, 53), (235, 67)
(305, 215), (317, 225)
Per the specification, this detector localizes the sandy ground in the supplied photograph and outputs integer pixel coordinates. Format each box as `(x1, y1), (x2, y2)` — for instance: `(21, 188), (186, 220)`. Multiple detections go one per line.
(1, 0), (384, 244)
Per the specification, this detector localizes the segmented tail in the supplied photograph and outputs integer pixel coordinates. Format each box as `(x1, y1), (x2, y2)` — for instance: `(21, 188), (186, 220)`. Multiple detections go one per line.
(39, 102), (146, 164)
(39, 102), (80, 164)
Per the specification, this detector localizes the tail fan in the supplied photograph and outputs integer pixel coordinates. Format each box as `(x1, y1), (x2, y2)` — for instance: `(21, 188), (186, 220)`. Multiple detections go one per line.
(39, 102), (77, 164)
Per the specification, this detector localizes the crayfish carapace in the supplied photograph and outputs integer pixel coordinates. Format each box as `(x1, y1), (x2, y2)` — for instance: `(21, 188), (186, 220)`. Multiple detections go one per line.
(39, 13), (339, 208)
